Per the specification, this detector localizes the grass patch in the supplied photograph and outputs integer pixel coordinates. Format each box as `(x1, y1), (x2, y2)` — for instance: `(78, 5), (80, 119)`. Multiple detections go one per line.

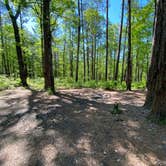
(0, 75), (147, 91)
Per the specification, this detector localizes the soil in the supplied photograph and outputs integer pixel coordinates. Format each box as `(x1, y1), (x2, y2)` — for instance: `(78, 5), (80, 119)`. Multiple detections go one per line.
(0, 87), (165, 166)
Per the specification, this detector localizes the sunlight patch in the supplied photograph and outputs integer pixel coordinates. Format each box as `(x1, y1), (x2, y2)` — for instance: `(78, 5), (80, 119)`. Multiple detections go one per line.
(42, 144), (58, 166)
(0, 139), (30, 166)
(76, 136), (92, 154)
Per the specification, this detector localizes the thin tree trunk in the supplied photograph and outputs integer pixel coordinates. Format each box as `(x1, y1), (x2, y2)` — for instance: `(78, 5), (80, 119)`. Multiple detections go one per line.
(91, 38), (94, 80)
(105, 0), (109, 81)
(0, 10), (9, 75)
(114, 0), (125, 80)
(86, 30), (90, 81)
(121, 25), (128, 82)
(80, 0), (86, 82)
(75, 0), (81, 82)
(93, 35), (96, 80)
(69, 29), (73, 78)
(62, 40), (66, 77)
(87, 46), (90, 81)
(126, 0), (132, 91)
(5, 2), (28, 86)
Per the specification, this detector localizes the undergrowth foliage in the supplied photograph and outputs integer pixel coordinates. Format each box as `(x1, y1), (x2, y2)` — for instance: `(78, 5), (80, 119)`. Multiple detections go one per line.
(0, 76), (146, 91)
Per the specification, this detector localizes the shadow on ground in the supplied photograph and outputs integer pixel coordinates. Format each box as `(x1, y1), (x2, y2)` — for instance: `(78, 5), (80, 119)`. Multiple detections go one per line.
(0, 88), (166, 166)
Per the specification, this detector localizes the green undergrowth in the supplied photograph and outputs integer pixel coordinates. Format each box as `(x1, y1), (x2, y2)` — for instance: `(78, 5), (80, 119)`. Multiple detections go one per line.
(0, 75), (146, 91)
(0, 75), (20, 90)
(111, 103), (122, 115)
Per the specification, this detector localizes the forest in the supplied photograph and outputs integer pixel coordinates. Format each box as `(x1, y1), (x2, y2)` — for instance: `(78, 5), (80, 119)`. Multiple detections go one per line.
(0, 0), (166, 165)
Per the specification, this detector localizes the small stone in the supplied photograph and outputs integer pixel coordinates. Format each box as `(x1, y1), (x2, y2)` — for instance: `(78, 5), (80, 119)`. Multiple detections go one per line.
(117, 159), (121, 162)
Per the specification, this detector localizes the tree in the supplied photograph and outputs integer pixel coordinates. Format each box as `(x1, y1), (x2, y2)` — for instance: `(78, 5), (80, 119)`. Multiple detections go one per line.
(126, 0), (132, 90)
(43, 0), (55, 93)
(5, 0), (28, 86)
(0, 8), (9, 75)
(145, 0), (166, 119)
(105, 0), (109, 81)
(114, 0), (125, 81)
(75, 0), (81, 82)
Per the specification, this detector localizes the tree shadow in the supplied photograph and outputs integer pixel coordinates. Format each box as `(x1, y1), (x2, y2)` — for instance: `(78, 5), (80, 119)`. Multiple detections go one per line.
(0, 88), (165, 166)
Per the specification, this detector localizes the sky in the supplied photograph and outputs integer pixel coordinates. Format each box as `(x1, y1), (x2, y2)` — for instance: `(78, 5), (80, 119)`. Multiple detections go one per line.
(25, 0), (149, 34)
(109, 0), (121, 23)
(109, 0), (148, 23)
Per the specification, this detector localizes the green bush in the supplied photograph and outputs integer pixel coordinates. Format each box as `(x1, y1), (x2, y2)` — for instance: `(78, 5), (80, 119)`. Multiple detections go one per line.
(0, 75), (20, 90)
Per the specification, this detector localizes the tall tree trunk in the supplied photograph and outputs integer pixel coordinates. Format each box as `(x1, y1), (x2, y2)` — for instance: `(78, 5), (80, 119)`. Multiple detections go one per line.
(126, 0), (132, 91)
(153, 0), (157, 34)
(0, 9), (9, 75)
(105, 0), (109, 81)
(113, 50), (116, 80)
(144, 0), (160, 108)
(62, 40), (66, 77)
(43, 0), (55, 93)
(75, 0), (81, 82)
(93, 35), (96, 80)
(121, 25), (128, 82)
(40, 2), (44, 77)
(91, 38), (94, 80)
(5, 1), (28, 86)
(86, 30), (90, 81)
(69, 29), (73, 78)
(114, 0), (125, 81)
(80, 0), (86, 82)
(145, 0), (166, 119)
(87, 45), (90, 81)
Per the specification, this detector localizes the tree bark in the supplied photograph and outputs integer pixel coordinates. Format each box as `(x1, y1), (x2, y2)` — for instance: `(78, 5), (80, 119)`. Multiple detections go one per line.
(69, 29), (74, 78)
(80, 0), (86, 82)
(62, 40), (66, 78)
(146, 0), (166, 119)
(121, 25), (128, 82)
(5, 1), (28, 86)
(0, 9), (9, 75)
(105, 0), (109, 81)
(126, 0), (132, 91)
(75, 0), (81, 82)
(43, 0), (55, 93)
(114, 0), (125, 81)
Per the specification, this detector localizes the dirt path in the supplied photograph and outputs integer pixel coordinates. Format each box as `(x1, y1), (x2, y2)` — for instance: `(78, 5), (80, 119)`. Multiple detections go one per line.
(0, 88), (165, 166)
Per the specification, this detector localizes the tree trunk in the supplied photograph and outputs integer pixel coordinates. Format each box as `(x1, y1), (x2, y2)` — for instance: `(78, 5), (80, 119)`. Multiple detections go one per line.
(43, 0), (55, 93)
(87, 46), (90, 81)
(86, 30), (90, 81)
(81, 0), (86, 82)
(105, 0), (109, 81)
(69, 29), (73, 78)
(62, 40), (66, 78)
(121, 25), (128, 82)
(75, 0), (81, 82)
(114, 0), (125, 81)
(5, 2), (28, 86)
(144, 0), (161, 108)
(146, 0), (166, 119)
(91, 38), (94, 80)
(93, 35), (96, 80)
(0, 10), (9, 75)
(126, 0), (132, 91)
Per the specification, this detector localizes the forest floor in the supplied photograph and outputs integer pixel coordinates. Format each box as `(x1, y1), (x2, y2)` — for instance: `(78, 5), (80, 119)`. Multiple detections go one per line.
(0, 88), (166, 166)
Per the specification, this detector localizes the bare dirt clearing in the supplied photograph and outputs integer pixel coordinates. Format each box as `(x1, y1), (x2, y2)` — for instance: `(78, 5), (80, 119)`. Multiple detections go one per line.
(0, 88), (166, 166)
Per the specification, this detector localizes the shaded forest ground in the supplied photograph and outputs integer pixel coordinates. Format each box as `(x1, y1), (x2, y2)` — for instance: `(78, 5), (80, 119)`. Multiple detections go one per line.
(0, 88), (165, 166)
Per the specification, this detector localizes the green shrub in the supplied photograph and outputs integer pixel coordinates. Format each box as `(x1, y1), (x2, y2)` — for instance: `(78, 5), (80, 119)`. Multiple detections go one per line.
(111, 103), (122, 114)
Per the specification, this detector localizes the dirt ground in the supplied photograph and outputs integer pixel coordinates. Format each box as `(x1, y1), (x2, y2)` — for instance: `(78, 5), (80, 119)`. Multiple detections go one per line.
(0, 87), (165, 166)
